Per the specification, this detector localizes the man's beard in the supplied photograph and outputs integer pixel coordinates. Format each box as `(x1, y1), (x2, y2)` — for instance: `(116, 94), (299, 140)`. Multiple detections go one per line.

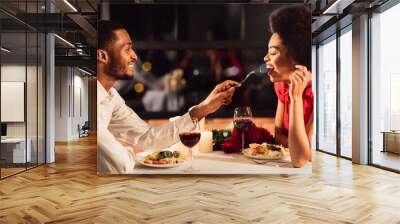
(105, 53), (134, 80)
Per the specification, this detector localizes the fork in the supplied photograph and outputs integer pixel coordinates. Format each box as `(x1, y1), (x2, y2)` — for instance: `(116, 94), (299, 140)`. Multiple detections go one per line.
(240, 71), (256, 85)
(240, 64), (269, 85)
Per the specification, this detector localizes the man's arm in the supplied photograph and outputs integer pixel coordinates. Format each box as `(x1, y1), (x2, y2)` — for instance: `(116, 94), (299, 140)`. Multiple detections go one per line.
(97, 112), (135, 174)
(108, 103), (196, 150)
(109, 80), (240, 150)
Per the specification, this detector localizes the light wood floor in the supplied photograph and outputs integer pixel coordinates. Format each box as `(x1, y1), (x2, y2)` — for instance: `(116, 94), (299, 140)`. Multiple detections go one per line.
(372, 151), (400, 171)
(1, 167), (26, 178)
(1, 163), (45, 178)
(0, 135), (400, 223)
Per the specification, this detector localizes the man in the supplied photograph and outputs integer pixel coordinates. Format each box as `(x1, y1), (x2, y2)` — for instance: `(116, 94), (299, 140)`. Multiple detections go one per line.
(97, 20), (240, 174)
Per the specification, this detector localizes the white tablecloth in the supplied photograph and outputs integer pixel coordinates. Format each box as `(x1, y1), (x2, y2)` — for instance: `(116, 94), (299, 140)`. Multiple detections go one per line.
(132, 151), (312, 175)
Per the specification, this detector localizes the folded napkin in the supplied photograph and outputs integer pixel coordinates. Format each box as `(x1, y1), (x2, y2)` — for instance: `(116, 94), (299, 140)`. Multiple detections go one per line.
(221, 123), (274, 153)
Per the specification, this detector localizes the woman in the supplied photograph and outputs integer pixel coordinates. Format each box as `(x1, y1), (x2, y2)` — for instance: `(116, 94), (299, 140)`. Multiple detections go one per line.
(264, 5), (314, 168)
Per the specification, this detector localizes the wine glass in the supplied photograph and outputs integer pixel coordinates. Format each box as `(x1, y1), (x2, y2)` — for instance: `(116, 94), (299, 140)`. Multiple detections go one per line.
(233, 107), (253, 152)
(179, 118), (201, 171)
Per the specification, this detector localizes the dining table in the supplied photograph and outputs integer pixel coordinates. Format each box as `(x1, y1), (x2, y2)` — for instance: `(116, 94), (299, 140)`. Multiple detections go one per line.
(132, 118), (312, 175)
(132, 150), (311, 175)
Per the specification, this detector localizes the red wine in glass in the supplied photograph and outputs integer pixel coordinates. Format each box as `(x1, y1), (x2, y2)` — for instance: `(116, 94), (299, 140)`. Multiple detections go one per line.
(179, 132), (201, 148)
(234, 118), (252, 131)
(179, 118), (201, 172)
(233, 107), (253, 152)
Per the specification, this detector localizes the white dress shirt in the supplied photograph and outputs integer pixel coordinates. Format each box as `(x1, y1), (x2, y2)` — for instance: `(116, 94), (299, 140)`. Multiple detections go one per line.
(97, 81), (196, 174)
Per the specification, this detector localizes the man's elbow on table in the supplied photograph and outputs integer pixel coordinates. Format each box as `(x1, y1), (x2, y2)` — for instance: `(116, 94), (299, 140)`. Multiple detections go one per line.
(114, 160), (135, 174)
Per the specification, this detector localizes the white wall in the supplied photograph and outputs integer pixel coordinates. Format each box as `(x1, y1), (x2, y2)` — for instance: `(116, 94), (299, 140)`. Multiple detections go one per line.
(55, 66), (70, 141)
(1, 65), (26, 139)
(54, 66), (89, 141)
(0, 64), (41, 138)
(1, 63), (46, 164)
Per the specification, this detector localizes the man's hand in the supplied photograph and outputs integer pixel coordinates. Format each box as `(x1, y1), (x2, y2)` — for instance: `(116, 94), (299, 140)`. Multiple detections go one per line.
(205, 80), (241, 110)
(190, 80), (240, 120)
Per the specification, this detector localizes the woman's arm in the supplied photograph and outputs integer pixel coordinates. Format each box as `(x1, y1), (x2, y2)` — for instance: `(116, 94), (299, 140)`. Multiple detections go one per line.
(274, 100), (288, 147)
(288, 65), (313, 168)
(305, 111), (314, 161)
(288, 97), (311, 167)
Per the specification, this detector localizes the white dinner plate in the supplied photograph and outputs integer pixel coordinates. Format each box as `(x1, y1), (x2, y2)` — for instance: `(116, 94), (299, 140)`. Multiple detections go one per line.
(242, 146), (289, 160)
(135, 151), (189, 168)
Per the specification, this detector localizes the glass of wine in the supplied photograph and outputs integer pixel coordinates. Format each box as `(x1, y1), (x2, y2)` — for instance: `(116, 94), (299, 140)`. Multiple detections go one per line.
(179, 118), (201, 171)
(233, 107), (253, 152)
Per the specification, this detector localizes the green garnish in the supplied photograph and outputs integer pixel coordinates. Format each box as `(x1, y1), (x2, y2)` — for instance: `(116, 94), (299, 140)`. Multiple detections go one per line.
(157, 151), (174, 160)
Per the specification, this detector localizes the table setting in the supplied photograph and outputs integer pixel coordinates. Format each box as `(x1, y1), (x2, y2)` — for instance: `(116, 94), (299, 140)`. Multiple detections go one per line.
(132, 106), (311, 175)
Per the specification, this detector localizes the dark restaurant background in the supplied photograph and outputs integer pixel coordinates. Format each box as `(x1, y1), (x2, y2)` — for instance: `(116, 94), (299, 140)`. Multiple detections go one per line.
(107, 4), (291, 119)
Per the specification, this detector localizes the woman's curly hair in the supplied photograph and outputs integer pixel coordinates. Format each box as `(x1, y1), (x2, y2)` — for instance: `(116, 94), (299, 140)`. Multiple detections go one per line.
(269, 5), (311, 69)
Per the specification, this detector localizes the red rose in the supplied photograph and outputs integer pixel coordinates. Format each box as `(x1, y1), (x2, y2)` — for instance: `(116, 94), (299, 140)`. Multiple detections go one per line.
(221, 122), (275, 153)
(221, 139), (242, 153)
(247, 123), (262, 143)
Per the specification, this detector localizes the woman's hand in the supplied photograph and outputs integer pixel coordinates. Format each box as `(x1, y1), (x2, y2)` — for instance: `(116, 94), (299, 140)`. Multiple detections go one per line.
(289, 65), (312, 101)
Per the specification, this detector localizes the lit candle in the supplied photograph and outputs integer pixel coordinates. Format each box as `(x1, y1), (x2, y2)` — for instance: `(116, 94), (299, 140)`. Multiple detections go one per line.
(199, 131), (213, 153)
(199, 118), (205, 131)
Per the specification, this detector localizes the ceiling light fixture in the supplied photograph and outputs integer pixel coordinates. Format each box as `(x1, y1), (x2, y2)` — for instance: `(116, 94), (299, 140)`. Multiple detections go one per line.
(1, 47), (11, 53)
(323, 0), (355, 15)
(78, 67), (93, 76)
(63, 0), (78, 12)
(54, 34), (75, 48)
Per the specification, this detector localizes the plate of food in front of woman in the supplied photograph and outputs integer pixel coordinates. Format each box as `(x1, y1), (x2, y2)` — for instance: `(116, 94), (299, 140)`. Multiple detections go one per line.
(242, 143), (290, 160)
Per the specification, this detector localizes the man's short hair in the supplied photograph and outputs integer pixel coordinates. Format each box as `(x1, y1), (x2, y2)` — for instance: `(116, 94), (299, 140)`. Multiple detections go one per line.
(98, 20), (126, 49)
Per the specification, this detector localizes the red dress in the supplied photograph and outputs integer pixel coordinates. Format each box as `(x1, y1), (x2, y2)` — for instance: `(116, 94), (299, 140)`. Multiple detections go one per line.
(274, 82), (314, 135)
(221, 81), (314, 154)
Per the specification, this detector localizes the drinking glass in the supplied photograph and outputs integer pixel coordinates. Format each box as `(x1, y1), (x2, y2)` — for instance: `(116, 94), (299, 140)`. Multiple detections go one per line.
(233, 107), (253, 152)
(179, 118), (201, 171)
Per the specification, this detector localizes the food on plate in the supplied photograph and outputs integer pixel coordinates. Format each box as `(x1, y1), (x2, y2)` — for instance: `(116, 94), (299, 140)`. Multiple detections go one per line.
(246, 143), (289, 158)
(143, 150), (186, 165)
